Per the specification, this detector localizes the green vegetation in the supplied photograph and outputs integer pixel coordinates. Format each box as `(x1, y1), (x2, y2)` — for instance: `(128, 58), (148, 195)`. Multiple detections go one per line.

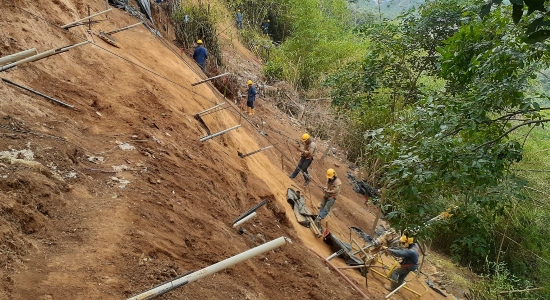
(227, 0), (550, 296)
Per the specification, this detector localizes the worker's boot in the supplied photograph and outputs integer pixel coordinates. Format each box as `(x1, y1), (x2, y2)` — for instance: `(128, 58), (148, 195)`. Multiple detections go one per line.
(250, 108), (255, 116)
(303, 174), (311, 186)
(246, 107), (251, 115)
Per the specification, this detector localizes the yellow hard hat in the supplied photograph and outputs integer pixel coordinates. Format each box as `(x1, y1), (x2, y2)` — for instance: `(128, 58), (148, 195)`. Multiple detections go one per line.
(197, 39), (203, 44)
(238, 9), (240, 12)
(301, 133), (310, 142)
(247, 80), (253, 85)
(326, 168), (336, 179)
(399, 235), (414, 245)
(267, 19), (270, 22)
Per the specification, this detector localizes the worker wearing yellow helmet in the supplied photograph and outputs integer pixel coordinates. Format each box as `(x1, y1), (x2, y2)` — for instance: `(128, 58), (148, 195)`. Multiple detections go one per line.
(236, 9), (243, 29)
(193, 39), (208, 72)
(383, 235), (419, 291)
(314, 168), (342, 227)
(246, 80), (257, 115)
(289, 133), (317, 186)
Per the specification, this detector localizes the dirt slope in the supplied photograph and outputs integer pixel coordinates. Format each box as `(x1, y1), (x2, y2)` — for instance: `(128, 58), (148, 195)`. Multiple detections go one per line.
(0, 1), (450, 299)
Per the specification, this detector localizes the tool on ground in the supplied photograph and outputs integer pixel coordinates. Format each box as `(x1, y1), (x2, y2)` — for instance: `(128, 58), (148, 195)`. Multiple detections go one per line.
(326, 249), (346, 261)
(237, 227), (256, 242)
(2, 78), (75, 109)
(237, 145), (273, 158)
(96, 31), (120, 48)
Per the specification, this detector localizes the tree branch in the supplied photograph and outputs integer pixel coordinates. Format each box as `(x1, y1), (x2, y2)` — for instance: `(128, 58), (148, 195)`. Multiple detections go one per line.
(473, 119), (550, 151)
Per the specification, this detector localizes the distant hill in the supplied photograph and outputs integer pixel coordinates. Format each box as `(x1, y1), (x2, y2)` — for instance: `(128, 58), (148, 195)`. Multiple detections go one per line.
(348, 0), (425, 19)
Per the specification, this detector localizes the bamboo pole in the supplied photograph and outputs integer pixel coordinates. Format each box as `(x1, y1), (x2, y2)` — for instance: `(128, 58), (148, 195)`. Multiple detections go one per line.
(0, 48), (38, 65)
(371, 186), (386, 233)
(61, 8), (112, 29)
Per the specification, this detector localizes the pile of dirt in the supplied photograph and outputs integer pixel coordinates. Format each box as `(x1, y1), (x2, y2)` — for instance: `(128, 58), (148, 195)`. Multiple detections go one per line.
(0, 1), (453, 299)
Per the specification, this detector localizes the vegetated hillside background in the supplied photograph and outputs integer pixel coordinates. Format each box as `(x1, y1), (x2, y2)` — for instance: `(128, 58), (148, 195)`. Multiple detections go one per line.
(0, 1), (454, 300)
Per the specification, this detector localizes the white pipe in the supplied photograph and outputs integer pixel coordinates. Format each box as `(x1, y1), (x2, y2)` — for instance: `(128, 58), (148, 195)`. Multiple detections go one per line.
(232, 212), (256, 227)
(126, 237), (288, 300)
(385, 282), (407, 298)
(0, 48), (38, 66)
(0, 41), (90, 72)
(61, 8), (113, 29)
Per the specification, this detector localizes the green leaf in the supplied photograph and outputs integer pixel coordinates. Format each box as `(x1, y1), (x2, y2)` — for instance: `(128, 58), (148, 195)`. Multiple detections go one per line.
(524, 30), (550, 43)
(480, 3), (492, 19)
(526, 16), (550, 34)
(512, 4), (524, 24)
(509, 0), (523, 5)
(524, 0), (546, 14)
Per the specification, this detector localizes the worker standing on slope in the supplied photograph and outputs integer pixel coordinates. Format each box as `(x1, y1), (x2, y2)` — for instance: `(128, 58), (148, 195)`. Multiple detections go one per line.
(246, 80), (257, 115)
(289, 133), (317, 186)
(262, 19), (270, 35)
(193, 39), (208, 73)
(236, 9), (243, 29)
(315, 168), (342, 226)
(383, 236), (419, 291)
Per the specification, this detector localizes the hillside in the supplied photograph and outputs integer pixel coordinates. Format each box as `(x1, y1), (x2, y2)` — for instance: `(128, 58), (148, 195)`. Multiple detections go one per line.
(0, 1), (456, 299)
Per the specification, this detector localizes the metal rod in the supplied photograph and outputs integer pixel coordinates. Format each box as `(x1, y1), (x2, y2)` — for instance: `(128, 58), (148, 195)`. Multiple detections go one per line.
(61, 8), (113, 29)
(238, 145), (273, 158)
(0, 41), (90, 72)
(191, 72), (230, 86)
(199, 125), (241, 142)
(232, 212), (256, 227)
(0, 48), (38, 66)
(196, 102), (225, 116)
(127, 237), (288, 300)
(309, 248), (370, 299)
(1, 78), (75, 109)
(106, 22), (143, 35)
(233, 199), (266, 225)
(326, 248), (345, 261)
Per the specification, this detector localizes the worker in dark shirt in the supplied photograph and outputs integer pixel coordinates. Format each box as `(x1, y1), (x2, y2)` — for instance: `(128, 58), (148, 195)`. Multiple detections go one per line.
(384, 235), (419, 291)
(192, 39), (208, 72)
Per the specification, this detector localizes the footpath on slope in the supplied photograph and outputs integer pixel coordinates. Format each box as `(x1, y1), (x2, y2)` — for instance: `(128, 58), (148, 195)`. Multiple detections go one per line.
(0, 1), (458, 299)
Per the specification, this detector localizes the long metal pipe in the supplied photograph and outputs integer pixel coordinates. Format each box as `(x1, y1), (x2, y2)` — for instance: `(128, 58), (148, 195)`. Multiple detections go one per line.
(61, 8), (112, 29)
(127, 237), (288, 300)
(191, 72), (230, 86)
(232, 212), (256, 227)
(0, 41), (90, 72)
(106, 22), (142, 35)
(196, 102), (225, 116)
(199, 124), (241, 142)
(0, 48), (38, 66)
(1, 78), (75, 109)
(309, 248), (370, 299)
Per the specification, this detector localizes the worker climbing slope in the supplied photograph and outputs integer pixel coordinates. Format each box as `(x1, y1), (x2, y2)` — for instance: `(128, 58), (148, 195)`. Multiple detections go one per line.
(315, 168), (342, 227)
(236, 9), (243, 29)
(193, 39), (208, 72)
(289, 133), (317, 186)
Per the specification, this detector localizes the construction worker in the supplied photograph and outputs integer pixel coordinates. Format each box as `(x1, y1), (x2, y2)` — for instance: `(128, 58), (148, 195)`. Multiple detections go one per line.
(193, 39), (208, 72)
(315, 169), (342, 226)
(236, 9), (243, 29)
(383, 236), (419, 291)
(246, 80), (257, 115)
(262, 19), (270, 35)
(289, 133), (317, 186)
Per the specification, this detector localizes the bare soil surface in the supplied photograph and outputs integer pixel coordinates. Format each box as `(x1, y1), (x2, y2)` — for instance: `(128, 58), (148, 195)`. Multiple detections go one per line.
(0, 1), (455, 299)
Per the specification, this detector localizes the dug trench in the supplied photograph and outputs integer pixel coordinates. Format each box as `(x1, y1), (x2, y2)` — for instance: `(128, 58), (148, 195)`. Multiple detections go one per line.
(0, 1), (451, 299)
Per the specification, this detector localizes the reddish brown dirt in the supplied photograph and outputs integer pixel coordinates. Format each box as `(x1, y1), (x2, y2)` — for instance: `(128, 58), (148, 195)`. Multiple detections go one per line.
(0, 1), (450, 299)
